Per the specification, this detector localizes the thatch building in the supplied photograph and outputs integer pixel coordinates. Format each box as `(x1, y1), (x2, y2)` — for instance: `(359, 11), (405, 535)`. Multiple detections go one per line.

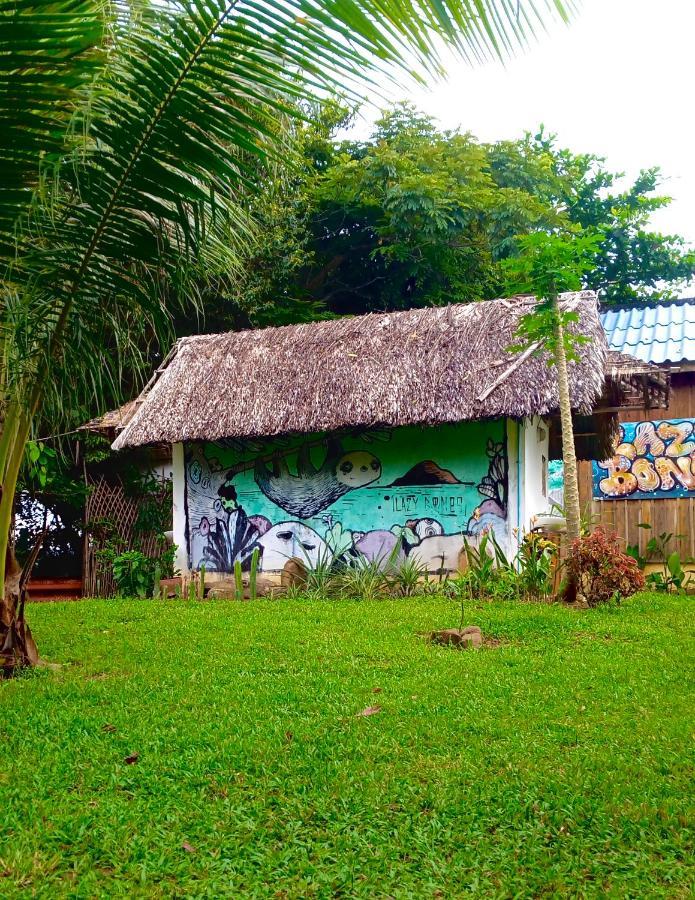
(113, 292), (667, 579)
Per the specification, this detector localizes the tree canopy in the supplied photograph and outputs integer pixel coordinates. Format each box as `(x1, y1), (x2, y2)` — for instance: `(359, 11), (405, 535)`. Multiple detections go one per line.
(214, 104), (695, 327)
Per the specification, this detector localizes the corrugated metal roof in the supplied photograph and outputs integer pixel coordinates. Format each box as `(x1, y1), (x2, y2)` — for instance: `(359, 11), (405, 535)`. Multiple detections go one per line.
(601, 300), (695, 365)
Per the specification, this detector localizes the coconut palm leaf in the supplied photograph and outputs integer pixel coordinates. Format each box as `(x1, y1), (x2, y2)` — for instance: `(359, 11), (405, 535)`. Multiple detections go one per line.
(4, 0), (575, 428)
(5, 0), (578, 419)
(0, 0), (106, 255)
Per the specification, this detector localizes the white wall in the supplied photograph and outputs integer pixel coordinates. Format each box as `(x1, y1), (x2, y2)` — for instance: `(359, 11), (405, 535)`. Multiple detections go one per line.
(521, 416), (552, 529)
(501, 418), (519, 560)
(171, 442), (188, 576)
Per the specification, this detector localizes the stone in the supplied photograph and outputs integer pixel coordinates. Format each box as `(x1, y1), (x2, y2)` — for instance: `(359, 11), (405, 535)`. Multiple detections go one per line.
(206, 588), (239, 600)
(281, 557), (308, 590)
(429, 626), (483, 649)
(159, 577), (182, 598)
(203, 575), (281, 600)
(253, 576), (281, 598)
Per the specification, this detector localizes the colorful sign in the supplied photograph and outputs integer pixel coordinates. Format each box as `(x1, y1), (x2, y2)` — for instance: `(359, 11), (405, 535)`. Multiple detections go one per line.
(184, 421), (508, 573)
(593, 419), (695, 500)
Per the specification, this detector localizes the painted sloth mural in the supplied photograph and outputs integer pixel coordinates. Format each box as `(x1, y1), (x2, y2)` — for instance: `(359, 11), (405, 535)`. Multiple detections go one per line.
(185, 423), (508, 573)
(593, 419), (695, 500)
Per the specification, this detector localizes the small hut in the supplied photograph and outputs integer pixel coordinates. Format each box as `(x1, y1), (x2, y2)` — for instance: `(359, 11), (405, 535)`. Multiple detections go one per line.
(112, 292), (660, 583)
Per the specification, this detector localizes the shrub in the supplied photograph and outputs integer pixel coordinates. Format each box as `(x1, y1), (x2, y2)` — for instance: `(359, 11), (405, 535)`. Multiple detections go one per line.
(565, 528), (644, 607)
(98, 539), (177, 598)
(331, 558), (387, 602)
(517, 532), (557, 599)
(384, 555), (430, 597)
(111, 550), (153, 598)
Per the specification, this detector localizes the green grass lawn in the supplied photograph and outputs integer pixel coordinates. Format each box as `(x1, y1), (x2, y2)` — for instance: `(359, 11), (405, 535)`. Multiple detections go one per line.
(1, 594), (693, 898)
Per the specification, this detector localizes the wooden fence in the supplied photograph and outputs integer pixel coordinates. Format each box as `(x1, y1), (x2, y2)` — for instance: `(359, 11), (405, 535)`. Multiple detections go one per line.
(578, 462), (695, 560)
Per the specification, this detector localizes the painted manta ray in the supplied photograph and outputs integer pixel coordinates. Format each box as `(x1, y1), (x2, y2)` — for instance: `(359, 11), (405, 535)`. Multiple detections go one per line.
(253, 439), (381, 518)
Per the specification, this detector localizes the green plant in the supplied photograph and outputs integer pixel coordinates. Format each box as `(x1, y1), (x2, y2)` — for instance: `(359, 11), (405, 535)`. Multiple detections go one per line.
(517, 532), (557, 599)
(627, 523), (693, 593)
(565, 528), (645, 607)
(503, 229), (604, 544)
(461, 534), (496, 599)
(548, 498), (598, 537)
(461, 530), (518, 600)
(198, 563), (206, 601)
(98, 540), (177, 599)
(236, 103), (695, 330)
(152, 562), (161, 600)
(111, 551), (153, 599)
(130, 473), (173, 538)
(303, 560), (335, 600)
(332, 558), (387, 602)
(249, 548), (259, 601)
(384, 555), (429, 598)
(234, 560), (244, 602)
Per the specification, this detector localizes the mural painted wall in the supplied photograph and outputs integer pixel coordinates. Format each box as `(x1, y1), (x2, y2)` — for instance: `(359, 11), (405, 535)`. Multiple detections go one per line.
(184, 421), (508, 573)
(593, 418), (695, 499)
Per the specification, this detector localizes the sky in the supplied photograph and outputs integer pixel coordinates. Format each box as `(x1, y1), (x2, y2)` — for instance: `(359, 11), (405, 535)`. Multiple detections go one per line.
(349, 0), (695, 250)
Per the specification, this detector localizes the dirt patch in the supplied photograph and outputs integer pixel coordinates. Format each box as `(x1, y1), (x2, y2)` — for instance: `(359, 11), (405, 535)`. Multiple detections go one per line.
(483, 636), (503, 648)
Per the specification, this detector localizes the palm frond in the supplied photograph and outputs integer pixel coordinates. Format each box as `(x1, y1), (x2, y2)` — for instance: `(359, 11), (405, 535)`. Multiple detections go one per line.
(3, 0), (576, 427)
(0, 0), (106, 256)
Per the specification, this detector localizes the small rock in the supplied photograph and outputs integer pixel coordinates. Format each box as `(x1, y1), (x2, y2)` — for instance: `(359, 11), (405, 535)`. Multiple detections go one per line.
(429, 627), (483, 649)
(281, 557), (308, 589)
(207, 588), (240, 600)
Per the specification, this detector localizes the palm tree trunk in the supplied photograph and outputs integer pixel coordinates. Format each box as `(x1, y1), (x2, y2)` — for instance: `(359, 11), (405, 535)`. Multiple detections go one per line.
(0, 409), (38, 674)
(552, 298), (581, 545)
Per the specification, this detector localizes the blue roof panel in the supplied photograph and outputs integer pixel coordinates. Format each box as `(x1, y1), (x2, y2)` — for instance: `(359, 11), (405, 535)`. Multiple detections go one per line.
(601, 301), (695, 364)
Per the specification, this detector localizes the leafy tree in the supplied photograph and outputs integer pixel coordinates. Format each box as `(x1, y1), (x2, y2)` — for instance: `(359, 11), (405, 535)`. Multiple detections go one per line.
(490, 129), (695, 305)
(0, 0), (575, 670)
(185, 102), (350, 332)
(217, 107), (695, 324)
(15, 440), (86, 580)
(303, 104), (561, 315)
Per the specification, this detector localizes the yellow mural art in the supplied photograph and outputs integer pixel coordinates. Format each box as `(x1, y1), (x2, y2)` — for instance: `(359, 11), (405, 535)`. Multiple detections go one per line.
(593, 419), (695, 499)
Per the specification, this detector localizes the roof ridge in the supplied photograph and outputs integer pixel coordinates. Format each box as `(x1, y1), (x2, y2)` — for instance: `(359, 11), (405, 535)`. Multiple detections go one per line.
(171, 291), (595, 345)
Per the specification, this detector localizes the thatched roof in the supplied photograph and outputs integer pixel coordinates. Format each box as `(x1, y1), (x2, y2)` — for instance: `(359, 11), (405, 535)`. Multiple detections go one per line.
(80, 400), (139, 435)
(114, 292), (611, 450)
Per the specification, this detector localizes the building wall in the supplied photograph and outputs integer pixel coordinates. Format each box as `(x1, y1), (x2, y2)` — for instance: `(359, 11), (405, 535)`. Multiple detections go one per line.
(521, 416), (552, 528)
(578, 373), (695, 560)
(174, 421), (517, 576)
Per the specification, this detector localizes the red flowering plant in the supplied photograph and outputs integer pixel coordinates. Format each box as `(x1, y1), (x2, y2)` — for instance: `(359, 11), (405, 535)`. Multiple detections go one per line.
(565, 527), (644, 606)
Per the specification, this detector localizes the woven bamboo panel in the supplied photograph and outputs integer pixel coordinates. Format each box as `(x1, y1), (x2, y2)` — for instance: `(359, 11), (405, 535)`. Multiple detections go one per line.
(83, 476), (170, 597)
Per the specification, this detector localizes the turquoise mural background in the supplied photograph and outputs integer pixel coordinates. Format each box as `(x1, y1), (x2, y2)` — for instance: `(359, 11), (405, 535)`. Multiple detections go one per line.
(184, 420), (507, 572)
